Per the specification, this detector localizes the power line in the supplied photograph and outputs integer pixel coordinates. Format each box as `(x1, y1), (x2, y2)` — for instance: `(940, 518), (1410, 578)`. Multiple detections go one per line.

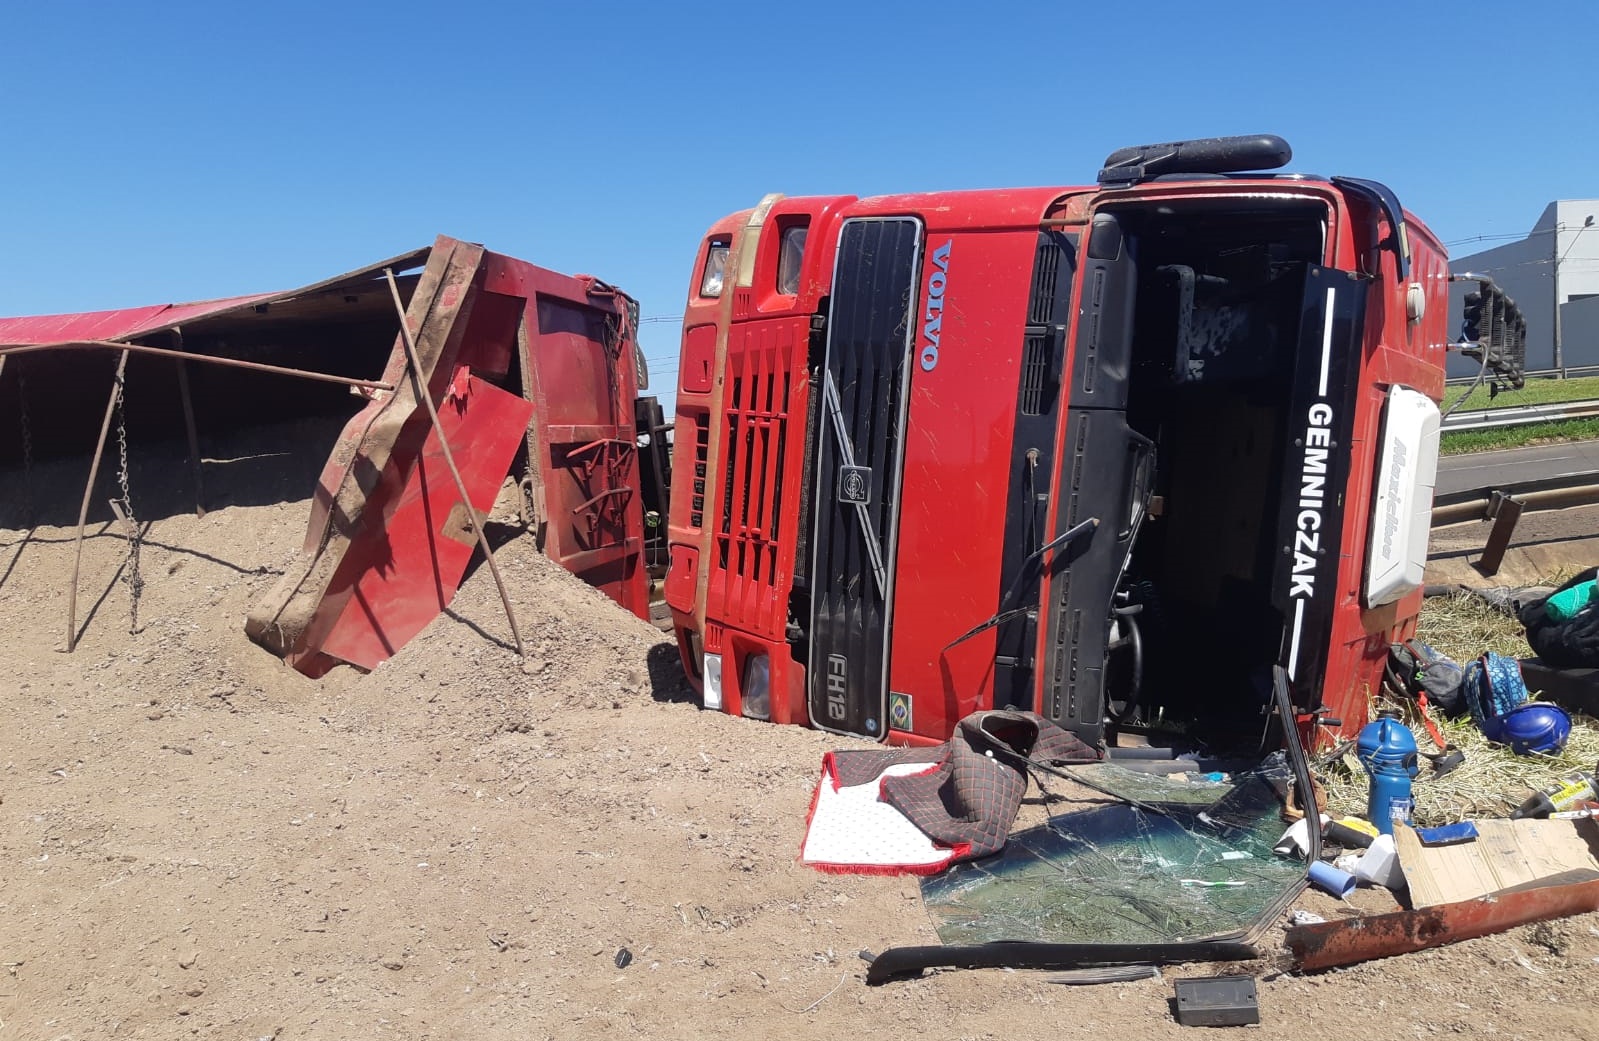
(1444, 229), (1553, 248)
(1445, 219), (1599, 250)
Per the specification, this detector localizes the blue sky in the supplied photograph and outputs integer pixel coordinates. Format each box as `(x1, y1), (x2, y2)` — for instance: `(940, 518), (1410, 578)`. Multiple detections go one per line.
(3, 0), (1596, 391)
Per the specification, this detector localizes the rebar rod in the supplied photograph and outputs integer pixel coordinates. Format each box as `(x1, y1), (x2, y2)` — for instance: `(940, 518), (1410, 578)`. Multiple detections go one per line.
(0, 339), (393, 393)
(382, 268), (524, 658)
(65, 350), (130, 652)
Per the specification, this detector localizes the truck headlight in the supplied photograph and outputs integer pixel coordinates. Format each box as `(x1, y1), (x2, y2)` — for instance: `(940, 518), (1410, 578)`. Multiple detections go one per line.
(700, 243), (729, 298)
(702, 652), (724, 710)
(742, 654), (771, 720)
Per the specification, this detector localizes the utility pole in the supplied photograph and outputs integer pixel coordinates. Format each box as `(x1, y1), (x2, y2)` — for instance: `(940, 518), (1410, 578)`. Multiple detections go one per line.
(1553, 222), (1566, 378)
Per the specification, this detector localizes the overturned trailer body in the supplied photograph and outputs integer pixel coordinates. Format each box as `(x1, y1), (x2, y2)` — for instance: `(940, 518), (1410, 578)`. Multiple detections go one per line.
(0, 235), (651, 672)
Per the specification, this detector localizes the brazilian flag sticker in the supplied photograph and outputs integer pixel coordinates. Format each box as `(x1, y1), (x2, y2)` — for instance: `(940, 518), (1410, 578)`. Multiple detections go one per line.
(888, 691), (912, 732)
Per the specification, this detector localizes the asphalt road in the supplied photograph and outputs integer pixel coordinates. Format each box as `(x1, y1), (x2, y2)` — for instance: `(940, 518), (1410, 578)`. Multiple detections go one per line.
(1436, 438), (1599, 496)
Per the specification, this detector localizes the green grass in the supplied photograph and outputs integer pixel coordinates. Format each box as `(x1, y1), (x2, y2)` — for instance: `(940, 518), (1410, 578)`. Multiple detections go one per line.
(1440, 417), (1599, 455)
(1445, 374), (1599, 412)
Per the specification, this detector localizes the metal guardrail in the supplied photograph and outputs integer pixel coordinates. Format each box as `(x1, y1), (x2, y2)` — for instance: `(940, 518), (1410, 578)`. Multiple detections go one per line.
(1429, 467), (1599, 574)
(1442, 398), (1599, 432)
(1446, 365), (1599, 386)
(1431, 468), (1599, 526)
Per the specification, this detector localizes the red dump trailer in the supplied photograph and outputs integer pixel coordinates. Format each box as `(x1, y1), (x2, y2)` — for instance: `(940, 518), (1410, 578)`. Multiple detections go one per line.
(0, 235), (652, 673)
(664, 135), (1468, 753)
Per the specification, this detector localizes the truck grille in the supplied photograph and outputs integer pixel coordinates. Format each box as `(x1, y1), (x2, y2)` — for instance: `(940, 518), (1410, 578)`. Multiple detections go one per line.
(689, 413), (709, 528)
(1019, 333), (1049, 416)
(807, 217), (923, 738)
(709, 323), (800, 638)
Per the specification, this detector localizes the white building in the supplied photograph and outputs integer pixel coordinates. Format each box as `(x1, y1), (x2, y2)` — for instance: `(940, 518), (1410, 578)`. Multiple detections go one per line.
(1561, 294), (1599, 370)
(1448, 199), (1599, 377)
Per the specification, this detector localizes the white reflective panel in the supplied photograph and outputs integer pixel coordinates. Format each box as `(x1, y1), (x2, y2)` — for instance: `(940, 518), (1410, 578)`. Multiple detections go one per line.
(702, 652), (724, 711)
(1365, 386), (1440, 607)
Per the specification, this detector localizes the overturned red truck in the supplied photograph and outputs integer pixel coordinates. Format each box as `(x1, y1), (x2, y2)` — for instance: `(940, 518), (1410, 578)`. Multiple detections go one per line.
(664, 135), (1480, 752)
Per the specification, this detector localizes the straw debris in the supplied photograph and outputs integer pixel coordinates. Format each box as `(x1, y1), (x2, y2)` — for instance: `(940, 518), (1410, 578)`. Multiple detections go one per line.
(1317, 590), (1599, 826)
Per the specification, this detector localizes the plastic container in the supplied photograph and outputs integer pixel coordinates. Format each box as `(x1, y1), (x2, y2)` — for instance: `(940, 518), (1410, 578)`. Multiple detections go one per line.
(1350, 833), (1405, 890)
(1307, 860), (1357, 899)
(1510, 764), (1599, 820)
(1357, 711), (1419, 835)
(1544, 579), (1597, 622)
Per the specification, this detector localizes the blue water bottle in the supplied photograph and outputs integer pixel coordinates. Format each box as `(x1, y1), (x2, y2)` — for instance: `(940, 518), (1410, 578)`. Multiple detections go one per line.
(1357, 710), (1419, 835)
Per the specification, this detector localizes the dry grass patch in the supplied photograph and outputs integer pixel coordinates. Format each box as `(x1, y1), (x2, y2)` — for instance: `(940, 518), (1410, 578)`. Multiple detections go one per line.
(1316, 588), (1598, 826)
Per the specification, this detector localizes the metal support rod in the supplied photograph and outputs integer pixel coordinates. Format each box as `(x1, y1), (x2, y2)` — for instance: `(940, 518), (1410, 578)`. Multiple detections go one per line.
(0, 339), (394, 393)
(1473, 495), (1524, 577)
(66, 350), (130, 652)
(171, 328), (206, 518)
(382, 268), (524, 658)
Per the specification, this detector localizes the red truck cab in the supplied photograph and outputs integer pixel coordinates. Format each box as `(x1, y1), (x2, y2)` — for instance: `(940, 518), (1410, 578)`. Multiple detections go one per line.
(665, 136), (1451, 752)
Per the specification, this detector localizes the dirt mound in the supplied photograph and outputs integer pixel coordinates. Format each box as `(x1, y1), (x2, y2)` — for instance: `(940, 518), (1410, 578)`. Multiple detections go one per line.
(3, 478), (1598, 1039)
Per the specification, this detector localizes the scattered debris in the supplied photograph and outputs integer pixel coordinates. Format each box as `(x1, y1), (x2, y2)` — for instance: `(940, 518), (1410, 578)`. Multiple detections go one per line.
(1173, 975), (1260, 1027)
(1417, 821), (1480, 845)
(780, 970), (847, 1014)
(864, 940), (1259, 986)
(1320, 704), (1599, 824)
(1393, 818), (1599, 907)
(1510, 764), (1599, 819)
(1047, 964), (1160, 986)
(1287, 877), (1599, 971)
(1342, 833), (1405, 890)
(1305, 860), (1356, 899)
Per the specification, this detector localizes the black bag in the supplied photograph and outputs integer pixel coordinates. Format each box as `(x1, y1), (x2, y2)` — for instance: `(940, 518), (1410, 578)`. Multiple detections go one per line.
(1519, 566), (1599, 669)
(1385, 640), (1465, 716)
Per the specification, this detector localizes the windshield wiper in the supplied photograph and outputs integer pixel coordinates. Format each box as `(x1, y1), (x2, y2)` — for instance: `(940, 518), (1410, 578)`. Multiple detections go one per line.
(944, 517), (1099, 651)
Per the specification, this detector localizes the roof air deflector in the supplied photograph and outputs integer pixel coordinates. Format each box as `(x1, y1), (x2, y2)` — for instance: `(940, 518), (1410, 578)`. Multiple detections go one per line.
(1097, 135), (1292, 187)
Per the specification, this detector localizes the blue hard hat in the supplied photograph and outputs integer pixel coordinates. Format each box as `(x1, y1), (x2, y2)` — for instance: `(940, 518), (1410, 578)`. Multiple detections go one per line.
(1486, 703), (1573, 756)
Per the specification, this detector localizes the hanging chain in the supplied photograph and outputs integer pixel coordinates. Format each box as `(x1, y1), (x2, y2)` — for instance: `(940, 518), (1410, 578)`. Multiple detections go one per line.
(602, 311), (623, 404)
(113, 370), (144, 633)
(17, 370), (35, 525)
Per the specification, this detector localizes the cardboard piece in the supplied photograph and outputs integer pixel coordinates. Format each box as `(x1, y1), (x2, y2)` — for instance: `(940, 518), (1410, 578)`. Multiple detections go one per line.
(1393, 818), (1599, 907)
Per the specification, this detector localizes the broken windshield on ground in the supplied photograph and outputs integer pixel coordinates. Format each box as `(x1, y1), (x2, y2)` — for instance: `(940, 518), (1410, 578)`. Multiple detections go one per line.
(921, 758), (1304, 946)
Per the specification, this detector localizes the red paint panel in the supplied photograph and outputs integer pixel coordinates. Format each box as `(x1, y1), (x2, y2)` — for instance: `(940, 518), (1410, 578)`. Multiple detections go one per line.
(888, 227), (1036, 741)
(0, 296), (274, 344)
(480, 250), (650, 623)
(453, 290), (522, 379)
(532, 297), (621, 429)
(534, 389), (644, 614)
(317, 370), (533, 670)
(680, 324), (716, 393)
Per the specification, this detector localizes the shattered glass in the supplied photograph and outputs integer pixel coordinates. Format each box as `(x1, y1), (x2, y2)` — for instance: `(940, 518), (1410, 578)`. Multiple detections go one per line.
(921, 759), (1305, 945)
